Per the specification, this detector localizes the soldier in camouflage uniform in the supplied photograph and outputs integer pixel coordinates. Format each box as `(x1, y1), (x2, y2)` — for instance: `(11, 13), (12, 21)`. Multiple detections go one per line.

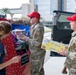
(64, 31), (76, 75)
(60, 14), (76, 75)
(19, 11), (45, 75)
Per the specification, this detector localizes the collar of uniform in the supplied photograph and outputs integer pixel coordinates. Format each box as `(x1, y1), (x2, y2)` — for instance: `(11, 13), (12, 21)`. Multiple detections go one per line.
(72, 31), (76, 37)
(32, 22), (40, 28)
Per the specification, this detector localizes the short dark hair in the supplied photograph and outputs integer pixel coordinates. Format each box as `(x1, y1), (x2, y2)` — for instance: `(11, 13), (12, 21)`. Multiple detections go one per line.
(0, 21), (11, 34)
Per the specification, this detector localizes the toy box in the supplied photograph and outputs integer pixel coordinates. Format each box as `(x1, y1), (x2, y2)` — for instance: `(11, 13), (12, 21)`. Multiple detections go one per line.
(42, 38), (68, 53)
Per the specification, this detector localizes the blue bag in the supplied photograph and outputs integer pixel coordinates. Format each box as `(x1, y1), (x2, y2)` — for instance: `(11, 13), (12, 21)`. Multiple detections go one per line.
(11, 23), (30, 37)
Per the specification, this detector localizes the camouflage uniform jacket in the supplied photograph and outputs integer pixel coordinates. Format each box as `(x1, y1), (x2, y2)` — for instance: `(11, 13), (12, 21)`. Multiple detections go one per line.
(26, 22), (44, 53)
(26, 22), (45, 74)
(65, 31), (76, 70)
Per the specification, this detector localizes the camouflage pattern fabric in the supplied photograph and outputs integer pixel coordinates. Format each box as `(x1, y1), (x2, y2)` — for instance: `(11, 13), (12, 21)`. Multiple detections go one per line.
(64, 31), (76, 75)
(69, 68), (76, 75)
(26, 22), (45, 75)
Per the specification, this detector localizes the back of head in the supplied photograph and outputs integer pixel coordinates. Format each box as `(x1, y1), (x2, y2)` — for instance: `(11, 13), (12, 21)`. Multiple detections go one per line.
(0, 21), (11, 34)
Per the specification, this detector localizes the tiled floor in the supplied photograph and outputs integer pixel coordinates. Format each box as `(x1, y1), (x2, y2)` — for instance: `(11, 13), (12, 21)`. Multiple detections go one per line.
(44, 51), (68, 75)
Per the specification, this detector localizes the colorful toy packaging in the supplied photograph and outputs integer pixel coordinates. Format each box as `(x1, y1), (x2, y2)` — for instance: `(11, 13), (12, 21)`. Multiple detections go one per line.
(42, 38), (68, 53)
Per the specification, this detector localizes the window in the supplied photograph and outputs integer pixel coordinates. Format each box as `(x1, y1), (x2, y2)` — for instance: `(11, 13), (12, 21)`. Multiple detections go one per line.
(57, 15), (72, 30)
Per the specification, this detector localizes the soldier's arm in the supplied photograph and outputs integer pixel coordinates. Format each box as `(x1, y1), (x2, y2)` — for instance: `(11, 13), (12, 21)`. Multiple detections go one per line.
(26, 28), (44, 47)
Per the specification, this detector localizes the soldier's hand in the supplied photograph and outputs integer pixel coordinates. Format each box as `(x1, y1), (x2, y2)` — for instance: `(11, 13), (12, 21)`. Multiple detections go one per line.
(58, 48), (67, 56)
(18, 34), (27, 41)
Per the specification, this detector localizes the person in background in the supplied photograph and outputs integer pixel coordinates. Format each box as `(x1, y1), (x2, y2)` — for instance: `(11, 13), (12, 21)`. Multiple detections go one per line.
(19, 11), (45, 75)
(59, 14), (76, 75)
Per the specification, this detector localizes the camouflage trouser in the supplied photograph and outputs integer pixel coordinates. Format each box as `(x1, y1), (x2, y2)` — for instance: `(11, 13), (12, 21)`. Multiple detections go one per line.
(69, 68), (76, 75)
(30, 49), (45, 75)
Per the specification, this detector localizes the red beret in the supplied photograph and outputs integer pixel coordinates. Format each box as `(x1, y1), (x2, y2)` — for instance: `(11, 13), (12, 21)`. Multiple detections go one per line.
(67, 14), (76, 21)
(27, 11), (40, 19)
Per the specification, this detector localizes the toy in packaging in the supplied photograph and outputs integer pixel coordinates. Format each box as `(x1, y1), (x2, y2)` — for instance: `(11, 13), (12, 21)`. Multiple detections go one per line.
(42, 38), (68, 53)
